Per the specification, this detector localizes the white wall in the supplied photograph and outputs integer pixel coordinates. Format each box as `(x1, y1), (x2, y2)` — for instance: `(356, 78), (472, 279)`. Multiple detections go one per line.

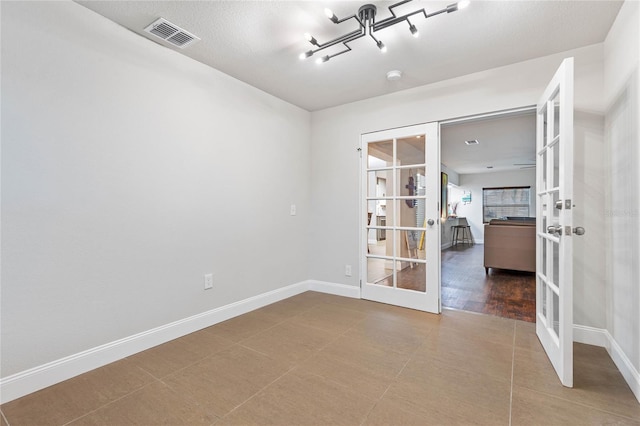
(573, 111), (607, 329)
(1, 2), (311, 377)
(604, 0), (640, 389)
(455, 169), (536, 243)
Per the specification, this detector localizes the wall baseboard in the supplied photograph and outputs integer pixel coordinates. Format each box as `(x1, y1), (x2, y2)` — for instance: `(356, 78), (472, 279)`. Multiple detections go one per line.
(573, 324), (610, 347)
(0, 281), (309, 404)
(308, 280), (361, 298)
(573, 324), (639, 404)
(604, 330), (640, 404)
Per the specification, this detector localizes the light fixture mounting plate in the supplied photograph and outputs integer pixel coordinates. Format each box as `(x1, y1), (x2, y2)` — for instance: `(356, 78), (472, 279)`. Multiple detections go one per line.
(358, 4), (377, 21)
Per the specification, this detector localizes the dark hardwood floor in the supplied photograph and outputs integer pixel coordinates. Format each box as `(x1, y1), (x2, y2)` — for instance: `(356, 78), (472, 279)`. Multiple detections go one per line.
(442, 243), (536, 322)
(371, 242), (535, 322)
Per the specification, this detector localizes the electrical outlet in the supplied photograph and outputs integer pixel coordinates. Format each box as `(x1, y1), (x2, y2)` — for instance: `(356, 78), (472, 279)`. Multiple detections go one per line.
(345, 264), (352, 277)
(290, 204), (297, 216)
(204, 273), (213, 290)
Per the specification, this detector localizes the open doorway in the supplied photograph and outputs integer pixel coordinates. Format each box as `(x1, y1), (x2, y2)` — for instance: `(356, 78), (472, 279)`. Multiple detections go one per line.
(440, 109), (537, 322)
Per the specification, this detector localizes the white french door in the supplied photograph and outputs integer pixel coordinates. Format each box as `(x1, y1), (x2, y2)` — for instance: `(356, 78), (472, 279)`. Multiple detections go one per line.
(536, 58), (576, 387)
(361, 123), (440, 313)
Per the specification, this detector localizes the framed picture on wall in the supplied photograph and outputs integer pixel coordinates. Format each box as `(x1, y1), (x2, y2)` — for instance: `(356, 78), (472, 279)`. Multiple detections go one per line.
(441, 172), (448, 220)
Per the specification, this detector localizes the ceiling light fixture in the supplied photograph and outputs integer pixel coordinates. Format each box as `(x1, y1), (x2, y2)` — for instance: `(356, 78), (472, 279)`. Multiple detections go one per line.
(300, 0), (470, 63)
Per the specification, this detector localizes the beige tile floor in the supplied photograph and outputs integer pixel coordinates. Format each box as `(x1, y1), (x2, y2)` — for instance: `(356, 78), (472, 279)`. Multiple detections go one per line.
(2, 291), (639, 425)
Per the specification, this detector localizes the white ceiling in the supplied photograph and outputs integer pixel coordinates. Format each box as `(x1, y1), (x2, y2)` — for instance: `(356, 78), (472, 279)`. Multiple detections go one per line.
(75, 0), (623, 112)
(441, 110), (536, 175)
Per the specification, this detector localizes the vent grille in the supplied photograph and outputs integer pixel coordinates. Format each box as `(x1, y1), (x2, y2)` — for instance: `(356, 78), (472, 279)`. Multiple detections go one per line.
(144, 18), (200, 49)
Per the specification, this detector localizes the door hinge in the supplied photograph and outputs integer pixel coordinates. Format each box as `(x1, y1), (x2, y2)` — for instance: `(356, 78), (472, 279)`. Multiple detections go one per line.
(357, 147), (362, 158)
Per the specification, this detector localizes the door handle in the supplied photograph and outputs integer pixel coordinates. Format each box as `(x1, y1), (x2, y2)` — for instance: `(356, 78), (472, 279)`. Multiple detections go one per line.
(427, 219), (435, 226)
(573, 226), (585, 236)
(547, 225), (562, 236)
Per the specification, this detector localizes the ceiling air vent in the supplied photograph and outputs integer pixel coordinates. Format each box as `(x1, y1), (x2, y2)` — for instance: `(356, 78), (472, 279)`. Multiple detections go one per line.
(144, 18), (200, 49)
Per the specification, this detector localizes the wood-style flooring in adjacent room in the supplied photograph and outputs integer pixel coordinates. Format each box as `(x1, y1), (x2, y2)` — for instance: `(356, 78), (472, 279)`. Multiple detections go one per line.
(2, 292), (639, 425)
(442, 243), (536, 322)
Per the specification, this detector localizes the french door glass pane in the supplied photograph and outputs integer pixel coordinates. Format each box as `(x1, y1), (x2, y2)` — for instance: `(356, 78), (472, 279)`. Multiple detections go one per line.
(393, 200), (427, 228)
(552, 191), (561, 223)
(552, 241), (560, 285)
(368, 140), (394, 167)
(397, 260), (426, 292)
(542, 150), (548, 190)
(553, 98), (561, 139)
(542, 277), (548, 318)
(553, 140), (560, 188)
(367, 257), (392, 286)
(552, 290), (560, 337)
(367, 170), (393, 197)
(397, 136), (426, 166)
(542, 104), (548, 147)
(542, 237), (547, 277)
(397, 167), (426, 197)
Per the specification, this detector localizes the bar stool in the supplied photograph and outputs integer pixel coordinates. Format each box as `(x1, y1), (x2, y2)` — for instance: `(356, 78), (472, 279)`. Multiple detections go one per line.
(451, 218), (474, 246)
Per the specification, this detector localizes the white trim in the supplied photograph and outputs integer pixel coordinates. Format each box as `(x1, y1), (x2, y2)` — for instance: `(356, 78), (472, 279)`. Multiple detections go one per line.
(573, 324), (609, 347)
(439, 106), (537, 126)
(604, 330), (640, 404)
(572, 324), (640, 404)
(308, 280), (361, 298)
(0, 281), (308, 404)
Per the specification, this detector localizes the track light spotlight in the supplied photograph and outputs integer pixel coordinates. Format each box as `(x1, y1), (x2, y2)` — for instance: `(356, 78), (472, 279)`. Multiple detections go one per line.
(316, 55), (330, 64)
(299, 50), (313, 60)
(304, 32), (318, 46)
(377, 40), (387, 52)
(324, 8), (338, 23)
(409, 24), (419, 37)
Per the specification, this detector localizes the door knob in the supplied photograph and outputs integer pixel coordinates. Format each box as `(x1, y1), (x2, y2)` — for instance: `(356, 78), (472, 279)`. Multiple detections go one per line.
(427, 219), (435, 226)
(573, 227), (585, 236)
(547, 225), (562, 236)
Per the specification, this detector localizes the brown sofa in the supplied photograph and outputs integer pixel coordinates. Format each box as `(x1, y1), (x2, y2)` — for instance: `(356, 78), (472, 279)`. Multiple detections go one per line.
(484, 219), (536, 273)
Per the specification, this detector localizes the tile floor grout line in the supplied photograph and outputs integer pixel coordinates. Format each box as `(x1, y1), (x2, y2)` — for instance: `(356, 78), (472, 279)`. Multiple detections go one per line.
(136, 342), (240, 382)
(358, 328), (432, 426)
(315, 314), (369, 354)
(220, 365), (298, 421)
(232, 310), (374, 418)
(218, 303), (364, 423)
(514, 384), (640, 421)
(1, 409), (10, 426)
(60, 379), (162, 426)
(230, 316), (295, 345)
(509, 321), (517, 426)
